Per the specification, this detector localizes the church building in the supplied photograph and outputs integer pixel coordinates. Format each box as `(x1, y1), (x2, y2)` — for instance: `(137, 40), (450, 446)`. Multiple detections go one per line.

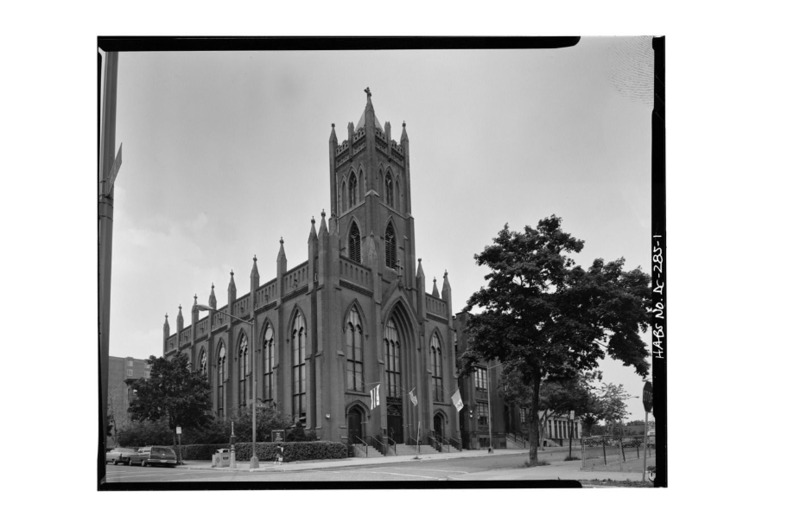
(162, 90), (460, 448)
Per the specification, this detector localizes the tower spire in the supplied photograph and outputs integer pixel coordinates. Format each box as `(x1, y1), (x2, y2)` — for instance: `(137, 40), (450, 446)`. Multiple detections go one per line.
(228, 270), (237, 305)
(209, 283), (217, 309)
(319, 209), (328, 236)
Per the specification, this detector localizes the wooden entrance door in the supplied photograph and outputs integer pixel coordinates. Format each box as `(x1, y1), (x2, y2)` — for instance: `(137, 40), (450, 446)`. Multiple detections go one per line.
(434, 413), (444, 442)
(347, 407), (363, 444)
(387, 399), (403, 444)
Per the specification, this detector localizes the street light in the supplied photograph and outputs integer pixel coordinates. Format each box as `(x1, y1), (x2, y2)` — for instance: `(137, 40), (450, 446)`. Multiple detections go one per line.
(486, 362), (503, 453)
(196, 303), (259, 469)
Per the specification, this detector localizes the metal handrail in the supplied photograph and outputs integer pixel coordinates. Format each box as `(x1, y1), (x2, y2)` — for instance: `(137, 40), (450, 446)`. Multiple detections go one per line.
(444, 436), (462, 451)
(508, 433), (528, 449)
(386, 436), (397, 455)
(367, 435), (387, 456)
(353, 435), (369, 457)
(428, 434), (444, 452)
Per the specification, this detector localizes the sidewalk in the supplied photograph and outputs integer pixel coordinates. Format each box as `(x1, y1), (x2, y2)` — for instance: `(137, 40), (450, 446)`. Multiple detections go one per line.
(175, 447), (650, 483)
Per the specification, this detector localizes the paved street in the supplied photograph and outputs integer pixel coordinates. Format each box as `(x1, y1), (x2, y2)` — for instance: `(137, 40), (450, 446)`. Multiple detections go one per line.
(102, 447), (649, 486)
(105, 452), (528, 483)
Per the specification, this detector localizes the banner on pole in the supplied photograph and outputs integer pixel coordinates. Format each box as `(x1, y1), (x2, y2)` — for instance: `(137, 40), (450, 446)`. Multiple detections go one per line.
(409, 388), (418, 406)
(370, 384), (381, 410)
(451, 389), (464, 412)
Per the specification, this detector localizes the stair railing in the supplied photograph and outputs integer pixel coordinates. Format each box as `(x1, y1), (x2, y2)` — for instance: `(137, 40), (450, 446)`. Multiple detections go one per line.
(445, 436), (462, 451)
(367, 435), (387, 456)
(353, 435), (369, 457)
(386, 436), (397, 455)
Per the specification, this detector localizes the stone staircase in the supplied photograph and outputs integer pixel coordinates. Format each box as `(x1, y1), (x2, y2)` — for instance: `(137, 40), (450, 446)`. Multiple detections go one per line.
(506, 434), (529, 449)
(392, 444), (439, 456)
(352, 444), (383, 458)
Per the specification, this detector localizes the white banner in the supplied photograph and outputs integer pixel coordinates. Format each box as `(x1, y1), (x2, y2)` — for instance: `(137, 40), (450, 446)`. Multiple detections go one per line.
(451, 389), (464, 412)
(370, 384), (381, 410)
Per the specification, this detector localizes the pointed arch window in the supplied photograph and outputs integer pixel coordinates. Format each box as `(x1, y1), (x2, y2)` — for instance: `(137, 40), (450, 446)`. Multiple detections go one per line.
(340, 179), (347, 215)
(385, 223), (397, 269)
(291, 313), (307, 425)
(384, 318), (401, 398)
(217, 343), (227, 417)
(348, 172), (358, 209)
(199, 350), (207, 376)
(431, 333), (444, 402)
(385, 172), (394, 208)
(263, 323), (275, 405)
(346, 308), (364, 392)
(348, 222), (361, 263)
(238, 335), (251, 408)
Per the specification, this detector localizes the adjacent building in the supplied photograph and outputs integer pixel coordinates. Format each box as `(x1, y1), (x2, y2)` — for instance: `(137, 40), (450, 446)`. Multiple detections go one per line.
(107, 355), (151, 441)
(162, 91), (460, 447)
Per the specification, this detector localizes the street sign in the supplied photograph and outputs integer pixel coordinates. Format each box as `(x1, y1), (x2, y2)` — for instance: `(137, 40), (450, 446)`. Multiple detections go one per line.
(642, 381), (653, 413)
(569, 410), (575, 420)
(176, 426), (182, 435)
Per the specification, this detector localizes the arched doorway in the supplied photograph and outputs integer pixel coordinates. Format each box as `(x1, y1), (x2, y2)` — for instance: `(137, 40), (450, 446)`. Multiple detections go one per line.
(347, 405), (365, 444)
(434, 413), (445, 442)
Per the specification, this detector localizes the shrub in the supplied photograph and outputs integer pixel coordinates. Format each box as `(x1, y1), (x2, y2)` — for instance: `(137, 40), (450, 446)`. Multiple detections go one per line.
(117, 418), (173, 447)
(233, 441), (347, 462)
(164, 440), (346, 462)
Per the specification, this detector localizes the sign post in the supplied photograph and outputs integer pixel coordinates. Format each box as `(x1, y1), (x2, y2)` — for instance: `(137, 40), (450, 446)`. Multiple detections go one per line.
(568, 410), (575, 458)
(642, 381), (653, 482)
(176, 426), (183, 465)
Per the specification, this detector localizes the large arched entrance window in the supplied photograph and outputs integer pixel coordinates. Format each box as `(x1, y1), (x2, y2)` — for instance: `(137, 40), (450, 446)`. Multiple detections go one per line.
(430, 333), (444, 402)
(263, 323), (275, 405)
(384, 318), (402, 443)
(346, 307), (364, 391)
(217, 342), (227, 417)
(238, 335), (250, 408)
(291, 313), (307, 425)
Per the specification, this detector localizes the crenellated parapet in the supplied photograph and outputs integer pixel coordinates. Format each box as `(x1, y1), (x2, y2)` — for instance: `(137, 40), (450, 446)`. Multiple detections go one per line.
(333, 126), (404, 170)
(425, 293), (449, 322)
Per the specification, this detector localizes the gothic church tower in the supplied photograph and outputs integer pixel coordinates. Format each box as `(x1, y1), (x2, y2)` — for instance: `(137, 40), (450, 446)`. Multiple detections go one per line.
(328, 88), (416, 290)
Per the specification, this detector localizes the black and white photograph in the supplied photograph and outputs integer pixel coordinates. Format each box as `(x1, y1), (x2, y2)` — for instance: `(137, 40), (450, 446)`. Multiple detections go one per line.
(10, 2), (800, 506)
(98, 36), (664, 490)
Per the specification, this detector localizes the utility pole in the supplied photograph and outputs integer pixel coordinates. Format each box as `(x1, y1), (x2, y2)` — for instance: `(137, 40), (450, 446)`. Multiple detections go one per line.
(99, 49), (121, 478)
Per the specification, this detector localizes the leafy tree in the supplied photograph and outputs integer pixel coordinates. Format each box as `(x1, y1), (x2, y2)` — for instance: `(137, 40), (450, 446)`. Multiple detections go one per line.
(500, 365), (597, 447)
(461, 216), (651, 463)
(117, 418), (174, 447)
(128, 353), (212, 459)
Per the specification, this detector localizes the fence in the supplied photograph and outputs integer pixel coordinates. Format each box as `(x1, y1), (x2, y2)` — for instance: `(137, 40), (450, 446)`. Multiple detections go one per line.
(580, 435), (656, 472)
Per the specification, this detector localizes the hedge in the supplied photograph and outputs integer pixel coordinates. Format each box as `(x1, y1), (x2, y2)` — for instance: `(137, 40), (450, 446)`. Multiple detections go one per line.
(163, 441), (347, 462)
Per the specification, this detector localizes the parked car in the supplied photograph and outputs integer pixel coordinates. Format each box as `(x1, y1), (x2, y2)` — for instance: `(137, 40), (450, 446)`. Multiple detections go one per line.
(106, 447), (136, 465)
(127, 446), (178, 467)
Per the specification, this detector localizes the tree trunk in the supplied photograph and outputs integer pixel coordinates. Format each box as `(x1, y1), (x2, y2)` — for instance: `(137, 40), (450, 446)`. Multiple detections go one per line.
(529, 375), (541, 464)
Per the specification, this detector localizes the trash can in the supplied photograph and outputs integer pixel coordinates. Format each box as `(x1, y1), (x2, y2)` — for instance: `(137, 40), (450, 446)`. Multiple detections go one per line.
(215, 448), (231, 467)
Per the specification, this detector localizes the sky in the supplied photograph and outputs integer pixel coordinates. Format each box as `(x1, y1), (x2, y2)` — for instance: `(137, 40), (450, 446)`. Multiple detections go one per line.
(107, 37), (655, 422)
